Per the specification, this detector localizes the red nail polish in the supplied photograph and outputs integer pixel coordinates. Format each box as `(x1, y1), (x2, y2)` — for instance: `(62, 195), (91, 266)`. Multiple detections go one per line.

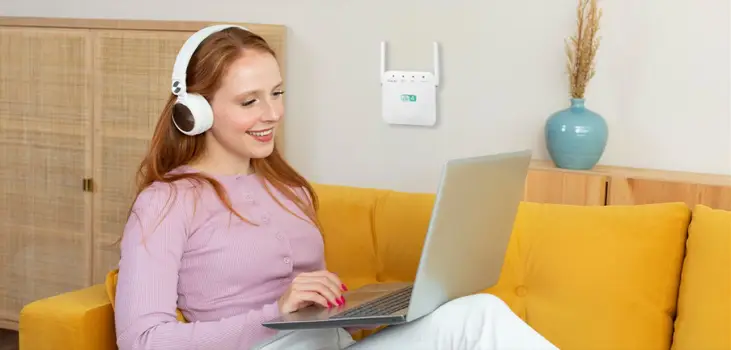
(341, 296), (346, 304)
(327, 301), (333, 308)
(341, 284), (348, 291)
(336, 299), (342, 306)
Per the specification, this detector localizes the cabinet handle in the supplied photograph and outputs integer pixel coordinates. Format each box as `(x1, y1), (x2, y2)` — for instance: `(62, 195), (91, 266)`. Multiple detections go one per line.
(82, 178), (94, 192)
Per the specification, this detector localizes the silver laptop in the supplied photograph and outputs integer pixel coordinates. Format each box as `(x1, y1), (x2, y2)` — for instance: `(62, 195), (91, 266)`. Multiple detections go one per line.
(262, 149), (532, 330)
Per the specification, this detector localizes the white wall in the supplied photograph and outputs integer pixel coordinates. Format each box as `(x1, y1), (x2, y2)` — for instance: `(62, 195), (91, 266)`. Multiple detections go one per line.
(3, 0), (730, 193)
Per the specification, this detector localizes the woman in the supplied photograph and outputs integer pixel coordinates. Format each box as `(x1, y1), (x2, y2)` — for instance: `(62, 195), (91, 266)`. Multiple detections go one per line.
(113, 26), (558, 350)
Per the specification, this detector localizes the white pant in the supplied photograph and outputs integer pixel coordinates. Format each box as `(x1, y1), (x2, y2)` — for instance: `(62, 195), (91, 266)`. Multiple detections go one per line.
(256, 294), (558, 350)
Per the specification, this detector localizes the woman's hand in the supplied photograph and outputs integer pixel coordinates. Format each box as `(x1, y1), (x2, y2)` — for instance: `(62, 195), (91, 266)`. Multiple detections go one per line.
(277, 270), (348, 314)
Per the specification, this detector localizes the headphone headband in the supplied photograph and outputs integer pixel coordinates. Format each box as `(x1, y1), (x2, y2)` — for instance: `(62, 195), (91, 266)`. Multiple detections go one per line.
(171, 24), (249, 96)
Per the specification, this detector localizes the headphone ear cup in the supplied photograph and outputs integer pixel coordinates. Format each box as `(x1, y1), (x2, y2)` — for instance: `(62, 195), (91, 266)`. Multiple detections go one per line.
(172, 93), (214, 136)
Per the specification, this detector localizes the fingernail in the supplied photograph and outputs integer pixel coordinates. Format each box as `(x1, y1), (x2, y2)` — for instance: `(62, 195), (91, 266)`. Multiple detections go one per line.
(328, 301), (333, 308)
(336, 299), (342, 306)
(341, 284), (348, 291)
(340, 296), (346, 304)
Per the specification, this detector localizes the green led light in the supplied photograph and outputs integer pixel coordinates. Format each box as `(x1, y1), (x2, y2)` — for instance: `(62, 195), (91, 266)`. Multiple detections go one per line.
(400, 94), (417, 102)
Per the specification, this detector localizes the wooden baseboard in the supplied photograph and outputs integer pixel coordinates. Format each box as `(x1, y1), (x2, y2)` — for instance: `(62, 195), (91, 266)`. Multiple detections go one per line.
(0, 320), (18, 332)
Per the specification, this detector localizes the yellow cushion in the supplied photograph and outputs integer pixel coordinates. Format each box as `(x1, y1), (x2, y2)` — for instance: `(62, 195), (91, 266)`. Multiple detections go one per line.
(372, 190), (435, 282)
(486, 202), (691, 350)
(105, 269), (116, 308)
(671, 205), (731, 350)
(313, 184), (386, 289)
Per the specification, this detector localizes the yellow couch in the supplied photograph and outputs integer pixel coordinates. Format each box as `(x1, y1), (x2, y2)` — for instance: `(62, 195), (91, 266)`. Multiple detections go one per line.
(18, 184), (731, 349)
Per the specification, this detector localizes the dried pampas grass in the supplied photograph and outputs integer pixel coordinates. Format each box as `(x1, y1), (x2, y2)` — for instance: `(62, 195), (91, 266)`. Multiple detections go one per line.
(565, 0), (602, 99)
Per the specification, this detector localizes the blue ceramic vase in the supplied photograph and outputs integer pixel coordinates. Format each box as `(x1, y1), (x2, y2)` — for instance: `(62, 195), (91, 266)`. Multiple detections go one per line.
(545, 98), (608, 170)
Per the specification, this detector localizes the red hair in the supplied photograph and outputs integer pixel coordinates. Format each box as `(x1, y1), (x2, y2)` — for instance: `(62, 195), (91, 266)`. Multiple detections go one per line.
(127, 27), (319, 233)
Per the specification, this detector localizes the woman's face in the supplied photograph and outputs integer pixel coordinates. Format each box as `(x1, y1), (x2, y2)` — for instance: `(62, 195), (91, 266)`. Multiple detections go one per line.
(207, 50), (284, 162)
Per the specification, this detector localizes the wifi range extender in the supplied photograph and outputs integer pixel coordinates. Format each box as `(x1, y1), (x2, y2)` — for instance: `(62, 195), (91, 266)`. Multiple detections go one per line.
(380, 41), (440, 127)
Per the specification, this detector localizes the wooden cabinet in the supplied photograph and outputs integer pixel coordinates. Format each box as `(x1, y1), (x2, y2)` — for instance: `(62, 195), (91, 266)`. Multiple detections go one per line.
(524, 166), (607, 206)
(0, 17), (287, 329)
(607, 177), (731, 210)
(524, 161), (731, 211)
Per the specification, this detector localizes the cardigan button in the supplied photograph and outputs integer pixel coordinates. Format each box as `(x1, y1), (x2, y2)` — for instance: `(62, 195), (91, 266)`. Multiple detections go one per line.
(515, 285), (528, 297)
(243, 193), (255, 204)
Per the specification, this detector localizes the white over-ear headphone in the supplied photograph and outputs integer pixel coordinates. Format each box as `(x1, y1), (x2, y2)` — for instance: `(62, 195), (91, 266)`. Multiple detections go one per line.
(171, 24), (250, 136)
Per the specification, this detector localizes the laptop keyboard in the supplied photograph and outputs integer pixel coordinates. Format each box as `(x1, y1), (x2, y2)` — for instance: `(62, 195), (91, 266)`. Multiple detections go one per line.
(330, 285), (413, 319)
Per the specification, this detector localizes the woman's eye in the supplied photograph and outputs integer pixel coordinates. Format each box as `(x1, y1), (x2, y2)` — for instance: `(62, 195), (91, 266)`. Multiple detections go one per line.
(273, 90), (285, 97)
(242, 99), (256, 107)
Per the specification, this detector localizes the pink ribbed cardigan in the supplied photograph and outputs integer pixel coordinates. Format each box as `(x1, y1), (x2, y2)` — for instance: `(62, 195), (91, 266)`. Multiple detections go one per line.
(114, 169), (325, 349)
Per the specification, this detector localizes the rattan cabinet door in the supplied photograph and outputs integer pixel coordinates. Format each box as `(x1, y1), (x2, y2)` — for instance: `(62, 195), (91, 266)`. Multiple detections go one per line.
(0, 27), (93, 327)
(90, 29), (192, 284)
(89, 23), (288, 284)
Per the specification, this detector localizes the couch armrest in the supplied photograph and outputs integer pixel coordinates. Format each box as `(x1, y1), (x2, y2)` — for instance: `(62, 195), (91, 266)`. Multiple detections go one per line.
(19, 284), (117, 350)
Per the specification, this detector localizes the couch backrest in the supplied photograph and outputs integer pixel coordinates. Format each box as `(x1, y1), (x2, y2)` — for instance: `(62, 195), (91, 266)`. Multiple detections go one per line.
(103, 182), (728, 349)
(314, 184), (436, 288)
(314, 183), (722, 350)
